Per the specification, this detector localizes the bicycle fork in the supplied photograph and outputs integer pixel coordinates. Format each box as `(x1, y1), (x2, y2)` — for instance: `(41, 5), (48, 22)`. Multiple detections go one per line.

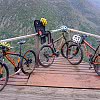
(89, 55), (94, 69)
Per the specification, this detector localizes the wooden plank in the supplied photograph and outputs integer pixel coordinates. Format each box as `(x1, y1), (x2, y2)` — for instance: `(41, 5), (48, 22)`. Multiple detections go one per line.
(6, 56), (100, 90)
(27, 56), (100, 89)
(7, 73), (29, 86)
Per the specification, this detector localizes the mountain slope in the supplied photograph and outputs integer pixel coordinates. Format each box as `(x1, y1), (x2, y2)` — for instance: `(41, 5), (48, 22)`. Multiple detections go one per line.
(0, 0), (100, 40)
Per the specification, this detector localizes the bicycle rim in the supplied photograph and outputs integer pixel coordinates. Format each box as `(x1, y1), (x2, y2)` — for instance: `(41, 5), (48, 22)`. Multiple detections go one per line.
(21, 50), (36, 75)
(67, 44), (83, 65)
(61, 41), (75, 58)
(93, 55), (100, 75)
(0, 63), (9, 91)
(38, 45), (55, 68)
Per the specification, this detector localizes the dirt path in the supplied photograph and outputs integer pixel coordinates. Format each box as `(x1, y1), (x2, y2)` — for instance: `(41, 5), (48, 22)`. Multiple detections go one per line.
(0, 85), (100, 100)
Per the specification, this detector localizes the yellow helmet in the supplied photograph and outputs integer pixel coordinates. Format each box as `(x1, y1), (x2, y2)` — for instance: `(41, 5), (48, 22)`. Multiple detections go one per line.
(40, 18), (48, 26)
(0, 42), (11, 49)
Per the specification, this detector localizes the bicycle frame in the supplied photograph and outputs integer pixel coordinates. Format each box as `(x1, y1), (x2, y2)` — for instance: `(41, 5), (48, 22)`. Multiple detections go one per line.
(51, 33), (67, 51)
(4, 51), (23, 68)
(81, 38), (100, 64)
(0, 41), (26, 73)
(82, 40), (96, 58)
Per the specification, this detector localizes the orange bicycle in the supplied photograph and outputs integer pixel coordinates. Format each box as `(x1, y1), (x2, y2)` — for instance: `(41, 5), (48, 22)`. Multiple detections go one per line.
(67, 34), (100, 75)
(0, 40), (36, 91)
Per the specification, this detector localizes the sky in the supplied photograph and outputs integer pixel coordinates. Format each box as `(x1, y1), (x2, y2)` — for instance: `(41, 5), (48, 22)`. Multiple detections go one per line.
(88, 0), (100, 8)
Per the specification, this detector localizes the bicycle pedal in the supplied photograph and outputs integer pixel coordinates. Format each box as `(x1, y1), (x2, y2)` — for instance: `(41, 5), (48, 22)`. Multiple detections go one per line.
(16, 73), (20, 75)
(14, 67), (19, 72)
(55, 51), (60, 57)
(89, 67), (92, 70)
(88, 61), (93, 69)
(15, 68), (21, 75)
(89, 65), (93, 70)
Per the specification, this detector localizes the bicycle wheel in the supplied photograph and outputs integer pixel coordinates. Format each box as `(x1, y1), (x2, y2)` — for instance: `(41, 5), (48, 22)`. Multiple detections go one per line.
(61, 41), (75, 58)
(0, 63), (9, 91)
(67, 44), (83, 65)
(21, 50), (36, 75)
(38, 45), (55, 68)
(93, 55), (100, 75)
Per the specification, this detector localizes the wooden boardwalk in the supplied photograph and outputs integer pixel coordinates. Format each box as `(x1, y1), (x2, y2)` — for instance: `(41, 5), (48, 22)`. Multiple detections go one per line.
(7, 73), (29, 86)
(7, 56), (100, 89)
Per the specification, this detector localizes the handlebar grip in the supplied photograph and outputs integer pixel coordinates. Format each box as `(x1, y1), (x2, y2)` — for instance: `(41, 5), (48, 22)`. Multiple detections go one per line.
(81, 34), (88, 39)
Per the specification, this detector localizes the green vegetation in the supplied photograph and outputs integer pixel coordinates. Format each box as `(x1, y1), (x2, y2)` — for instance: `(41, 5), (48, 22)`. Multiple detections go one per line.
(0, 0), (99, 51)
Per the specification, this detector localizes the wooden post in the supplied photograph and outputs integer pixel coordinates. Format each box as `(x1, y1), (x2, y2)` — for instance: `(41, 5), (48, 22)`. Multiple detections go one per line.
(35, 35), (40, 67)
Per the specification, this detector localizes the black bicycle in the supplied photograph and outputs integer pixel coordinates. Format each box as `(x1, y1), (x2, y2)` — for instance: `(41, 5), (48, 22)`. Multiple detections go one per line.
(38, 31), (76, 68)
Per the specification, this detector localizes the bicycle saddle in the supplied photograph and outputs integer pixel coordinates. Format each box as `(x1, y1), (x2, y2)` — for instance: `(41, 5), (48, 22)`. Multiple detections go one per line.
(97, 40), (100, 42)
(17, 40), (26, 45)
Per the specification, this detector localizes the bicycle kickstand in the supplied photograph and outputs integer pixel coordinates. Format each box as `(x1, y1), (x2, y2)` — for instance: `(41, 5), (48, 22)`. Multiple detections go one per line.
(89, 62), (93, 70)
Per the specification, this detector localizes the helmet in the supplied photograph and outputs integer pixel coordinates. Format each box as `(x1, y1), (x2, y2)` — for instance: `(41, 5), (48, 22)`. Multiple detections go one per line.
(72, 35), (81, 43)
(0, 42), (11, 49)
(40, 18), (48, 26)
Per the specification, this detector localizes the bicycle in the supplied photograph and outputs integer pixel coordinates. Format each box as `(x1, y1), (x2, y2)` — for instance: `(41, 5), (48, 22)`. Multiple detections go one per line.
(38, 31), (79, 68)
(67, 34), (100, 75)
(0, 62), (9, 91)
(0, 40), (36, 91)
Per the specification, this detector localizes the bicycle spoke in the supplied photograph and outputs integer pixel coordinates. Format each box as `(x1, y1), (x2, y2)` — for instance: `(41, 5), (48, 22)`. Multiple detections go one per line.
(21, 50), (36, 75)
(39, 45), (55, 67)
(94, 55), (100, 75)
(67, 44), (83, 65)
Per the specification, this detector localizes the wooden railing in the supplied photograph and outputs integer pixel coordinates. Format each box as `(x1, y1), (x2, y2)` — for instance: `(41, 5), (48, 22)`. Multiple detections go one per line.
(68, 28), (100, 39)
(0, 33), (38, 42)
(0, 26), (100, 66)
(51, 26), (100, 39)
(51, 26), (100, 58)
(0, 26), (99, 43)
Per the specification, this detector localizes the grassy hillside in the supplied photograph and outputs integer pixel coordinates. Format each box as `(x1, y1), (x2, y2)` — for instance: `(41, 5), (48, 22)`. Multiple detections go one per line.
(0, 0), (100, 40)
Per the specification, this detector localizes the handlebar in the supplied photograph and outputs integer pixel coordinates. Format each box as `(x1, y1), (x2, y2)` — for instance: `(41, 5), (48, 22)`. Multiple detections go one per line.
(51, 26), (68, 33)
(81, 34), (88, 40)
(0, 40), (26, 52)
(0, 45), (9, 51)
(97, 40), (100, 45)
